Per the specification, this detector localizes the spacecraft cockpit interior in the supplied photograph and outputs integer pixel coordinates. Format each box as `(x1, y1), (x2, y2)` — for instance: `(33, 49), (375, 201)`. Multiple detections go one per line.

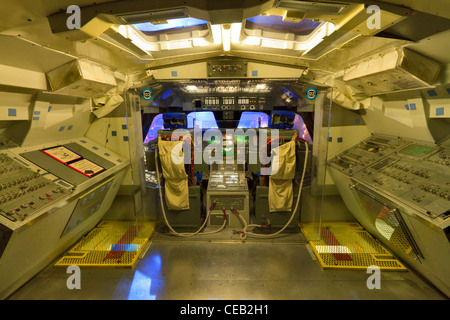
(0, 0), (449, 301)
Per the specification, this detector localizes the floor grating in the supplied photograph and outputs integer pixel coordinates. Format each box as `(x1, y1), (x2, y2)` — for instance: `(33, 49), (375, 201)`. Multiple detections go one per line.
(54, 221), (156, 268)
(300, 222), (407, 271)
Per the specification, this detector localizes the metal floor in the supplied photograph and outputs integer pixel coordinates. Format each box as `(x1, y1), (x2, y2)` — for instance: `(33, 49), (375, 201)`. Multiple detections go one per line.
(8, 225), (447, 300)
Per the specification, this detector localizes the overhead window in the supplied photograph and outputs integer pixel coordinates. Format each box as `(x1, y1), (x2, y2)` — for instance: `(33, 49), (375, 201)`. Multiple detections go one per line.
(246, 15), (321, 35)
(241, 14), (335, 52)
(133, 17), (208, 35)
(118, 16), (212, 52)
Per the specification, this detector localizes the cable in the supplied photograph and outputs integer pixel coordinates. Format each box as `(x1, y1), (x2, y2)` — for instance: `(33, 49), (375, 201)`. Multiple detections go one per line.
(201, 208), (227, 235)
(155, 137), (308, 239)
(236, 139), (309, 240)
(155, 144), (224, 237)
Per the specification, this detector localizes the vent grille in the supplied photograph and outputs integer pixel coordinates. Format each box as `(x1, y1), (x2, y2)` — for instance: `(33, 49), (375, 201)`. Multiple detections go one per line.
(275, 0), (348, 15)
(118, 8), (189, 25)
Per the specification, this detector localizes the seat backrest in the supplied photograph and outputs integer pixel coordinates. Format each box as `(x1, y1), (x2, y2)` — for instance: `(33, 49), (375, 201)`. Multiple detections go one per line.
(269, 111), (296, 130)
(162, 112), (187, 129)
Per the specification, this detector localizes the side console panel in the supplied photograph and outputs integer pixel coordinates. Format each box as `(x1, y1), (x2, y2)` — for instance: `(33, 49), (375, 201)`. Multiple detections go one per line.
(329, 134), (450, 297)
(0, 137), (129, 299)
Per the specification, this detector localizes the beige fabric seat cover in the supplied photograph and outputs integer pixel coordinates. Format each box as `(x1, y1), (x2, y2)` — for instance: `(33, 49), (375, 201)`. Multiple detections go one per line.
(268, 140), (296, 212)
(158, 139), (189, 210)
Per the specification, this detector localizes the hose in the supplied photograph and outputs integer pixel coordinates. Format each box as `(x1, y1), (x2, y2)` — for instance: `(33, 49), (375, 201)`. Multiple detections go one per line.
(201, 209), (227, 235)
(235, 139), (309, 240)
(155, 145), (225, 237)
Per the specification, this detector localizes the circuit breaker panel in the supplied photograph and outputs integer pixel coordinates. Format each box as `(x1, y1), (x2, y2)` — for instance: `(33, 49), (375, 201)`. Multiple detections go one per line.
(0, 153), (72, 224)
(329, 134), (450, 296)
(0, 137), (129, 299)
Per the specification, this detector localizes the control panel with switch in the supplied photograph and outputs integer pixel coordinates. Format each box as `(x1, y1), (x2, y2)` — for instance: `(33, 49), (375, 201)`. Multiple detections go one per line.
(0, 153), (73, 223)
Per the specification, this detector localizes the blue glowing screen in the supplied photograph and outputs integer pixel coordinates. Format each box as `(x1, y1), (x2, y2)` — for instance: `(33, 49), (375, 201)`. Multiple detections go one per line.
(246, 15), (320, 35)
(237, 112), (269, 128)
(187, 111), (218, 129)
(144, 114), (164, 143)
(160, 89), (172, 100)
(134, 17), (207, 34)
(283, 88), (297, 99)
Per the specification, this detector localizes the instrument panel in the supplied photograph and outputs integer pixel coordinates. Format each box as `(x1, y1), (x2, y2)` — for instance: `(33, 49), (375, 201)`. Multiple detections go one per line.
(330, 135), (450, 227)
(194, 95), (271, 111)
(0, 153), (72, 223)
(0, 138), (128, 230)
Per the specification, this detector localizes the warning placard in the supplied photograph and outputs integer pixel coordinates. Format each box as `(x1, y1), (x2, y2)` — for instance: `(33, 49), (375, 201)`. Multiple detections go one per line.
(67, 158), (105, 177)
(42, 146), (82, 164)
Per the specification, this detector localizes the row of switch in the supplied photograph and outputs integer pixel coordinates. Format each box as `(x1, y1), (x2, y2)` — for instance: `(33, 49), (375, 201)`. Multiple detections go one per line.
(391, 163), (410, 172)
(383, 170), (412, 184)
(371, 177), (384, 185)
(0, 165), (23, 174)
(390, 162), (432, 178)
(425, 157), (450, 166)
(0, 173), (40, 190)
(1, 192), (55, 222)
(410, 169), (431, 178)
(0, 182), (49, 204)
(419, 184), (449, 200)
(411, 195), (424, 203)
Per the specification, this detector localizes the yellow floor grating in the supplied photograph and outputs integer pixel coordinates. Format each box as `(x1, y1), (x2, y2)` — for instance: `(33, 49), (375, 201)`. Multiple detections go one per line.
(55, 221), (155, 268)
(300, 222), (407, 271)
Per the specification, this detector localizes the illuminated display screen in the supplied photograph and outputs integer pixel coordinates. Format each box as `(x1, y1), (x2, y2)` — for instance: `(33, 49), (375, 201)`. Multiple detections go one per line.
(187, 111), (219, 129)
(133, 17), (208, 34)
(235, 135), (248, 145)
(237, 111), (269, 128)
(160, 89), (172, 100)
(246, 15), (321, 35)
(399, 144), (436, 157)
